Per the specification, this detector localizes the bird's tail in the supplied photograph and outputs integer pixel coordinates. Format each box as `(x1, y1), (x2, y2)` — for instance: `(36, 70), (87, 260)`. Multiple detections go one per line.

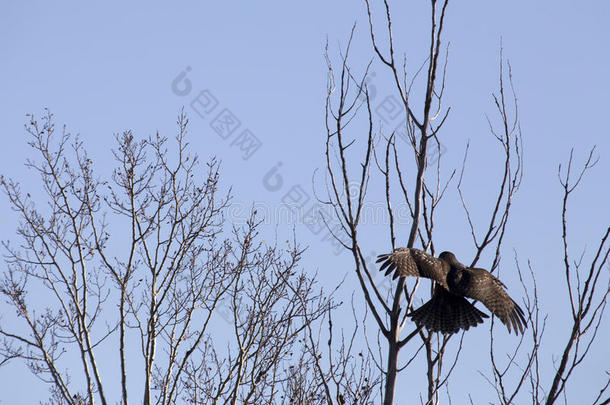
(408, 285), (489, 334)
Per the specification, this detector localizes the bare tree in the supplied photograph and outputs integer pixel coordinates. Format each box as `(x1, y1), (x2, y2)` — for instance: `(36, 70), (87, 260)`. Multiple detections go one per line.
(322, 1), (492, 403)
(323, 1), (608, 404)
(0, 110), (376, 404)
(481, 149), (610, 405)
(546, 149), (610, 405)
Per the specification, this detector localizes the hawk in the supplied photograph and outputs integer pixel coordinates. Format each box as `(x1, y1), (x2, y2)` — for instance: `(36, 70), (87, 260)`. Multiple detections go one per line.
(376, 248), (526, 335)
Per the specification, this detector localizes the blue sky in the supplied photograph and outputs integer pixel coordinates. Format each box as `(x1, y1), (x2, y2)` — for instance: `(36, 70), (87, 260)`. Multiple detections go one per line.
(1, 1), (609, 403)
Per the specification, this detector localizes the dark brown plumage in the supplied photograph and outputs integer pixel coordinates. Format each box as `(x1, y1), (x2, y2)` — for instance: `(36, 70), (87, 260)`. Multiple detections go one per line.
(377, 248), (526, 335)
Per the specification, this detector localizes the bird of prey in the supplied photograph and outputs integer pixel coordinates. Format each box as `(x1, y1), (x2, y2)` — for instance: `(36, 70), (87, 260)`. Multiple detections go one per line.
(376, 248), (526, 335)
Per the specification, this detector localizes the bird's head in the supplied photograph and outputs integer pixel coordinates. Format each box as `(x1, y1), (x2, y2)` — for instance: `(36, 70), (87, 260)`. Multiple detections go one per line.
(439, 251), (458, 264)
(447, 266), (470, 292)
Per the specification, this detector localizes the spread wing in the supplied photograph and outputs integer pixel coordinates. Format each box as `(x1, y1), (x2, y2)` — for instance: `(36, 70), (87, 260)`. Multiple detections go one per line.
(464, 269), (527, 335)
(376, 248), (447, 286)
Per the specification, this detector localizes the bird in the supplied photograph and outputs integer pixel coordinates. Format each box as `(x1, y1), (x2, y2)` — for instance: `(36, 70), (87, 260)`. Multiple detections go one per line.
(376, 248), (526, 335)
